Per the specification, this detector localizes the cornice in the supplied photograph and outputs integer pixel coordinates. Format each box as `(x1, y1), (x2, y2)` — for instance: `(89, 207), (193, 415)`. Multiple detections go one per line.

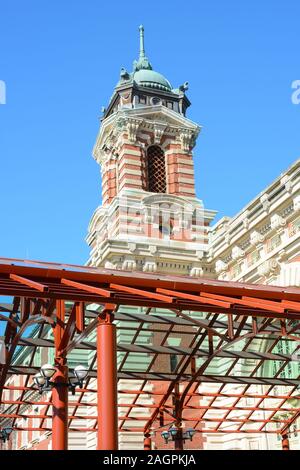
(93, 106), (201, 164)
(211, 159), (300, 245)
(211, 186), (300, 259)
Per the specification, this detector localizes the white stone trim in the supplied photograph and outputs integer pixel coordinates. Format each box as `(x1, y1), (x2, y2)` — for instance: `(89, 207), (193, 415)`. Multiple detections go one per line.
(177, 167), (195, 174)
(119, 168), (143, 177)
(119, 148), (141, 157)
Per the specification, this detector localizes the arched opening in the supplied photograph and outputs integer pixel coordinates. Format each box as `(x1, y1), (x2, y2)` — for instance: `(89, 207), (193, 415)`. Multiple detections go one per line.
(147, 145), (166, 193)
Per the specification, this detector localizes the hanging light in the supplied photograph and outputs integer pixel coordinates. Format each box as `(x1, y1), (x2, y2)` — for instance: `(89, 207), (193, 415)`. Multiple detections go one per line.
(33, 372), (46, 386)
(68, 370), (77, 385)
(40, 363), (56, 379)
(0, 427), (13, 443)
(33, 364), (89, 395)
(33, 372), (46, 394)
(184, 428), (196, 441)
(3, 427), (13, 438)
(161, 426), (196, 445)
(169, 426), (178, 438)
(68, 365), (89, 393)
(68, 370), (79, 395)
(161, 430), (170, 443)
(74, 365), (89, 382)
(35, 364), (56, 394)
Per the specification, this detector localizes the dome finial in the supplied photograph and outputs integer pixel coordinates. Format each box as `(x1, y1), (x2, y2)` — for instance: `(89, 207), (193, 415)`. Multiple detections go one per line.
(133, 25), (152, 71)
(139, 25), (145, 59)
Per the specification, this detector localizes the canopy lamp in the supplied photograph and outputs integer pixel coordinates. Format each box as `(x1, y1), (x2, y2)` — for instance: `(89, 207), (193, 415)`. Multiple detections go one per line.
(0, 427), (13, 443)
(68, 365), (89, 395)
(33, 363), (88, 395)
(161, 426), (196, 444)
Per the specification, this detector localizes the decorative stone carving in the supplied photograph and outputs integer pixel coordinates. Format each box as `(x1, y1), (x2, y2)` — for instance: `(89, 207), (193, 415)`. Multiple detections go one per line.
(196, 250), (204, 260)
(126, 118), (143, 142)
(149, 245), (157, 255)
(128, 243), (137, 253)
(258, 258), (278, 277)
(122, 258), (137, 271)
(114, 115), (143, 142)
(250, 230), (265, 246)
(281, 175), (293, 194)
(243, 218), (249, 230)
(153, 123), (167, 144)
(238, 210), (250, 230)
(94, 147), (109, 165)
(104, 260), (118, 270)
(179, 81), (189, 93)
(116, 115), (127, 132)
(143, 260), (157, 273)
(277, 249), (287, 262)
(260, 194), (270, 213)
(225, 233), (231, 245)
(179, 128), (195, 152)
(293, 195), (300, 212)
(232, 246), (245, 260)
(119, 67), (130, 82)
(270, 214), (286, 230)
(190, 266), (203, 277)
(285, 180), (293, 194)
(215, 259), (227, 274)
(94, 135), (119, 165)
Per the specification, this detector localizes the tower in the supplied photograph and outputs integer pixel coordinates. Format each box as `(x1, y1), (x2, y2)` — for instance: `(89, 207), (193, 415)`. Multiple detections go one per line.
(87, 26), (216, 277)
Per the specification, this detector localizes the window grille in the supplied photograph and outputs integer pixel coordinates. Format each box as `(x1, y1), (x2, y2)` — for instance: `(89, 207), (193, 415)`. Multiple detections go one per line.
(147, 146), (166, 193)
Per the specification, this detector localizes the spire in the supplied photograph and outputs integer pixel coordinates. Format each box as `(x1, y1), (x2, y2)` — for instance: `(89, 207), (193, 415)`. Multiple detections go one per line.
(133, 25), (152, 72)
(139, 25), (145, 59)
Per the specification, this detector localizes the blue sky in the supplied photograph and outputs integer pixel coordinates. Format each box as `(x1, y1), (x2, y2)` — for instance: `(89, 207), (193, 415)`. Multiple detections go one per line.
(0, 0), (299, 265)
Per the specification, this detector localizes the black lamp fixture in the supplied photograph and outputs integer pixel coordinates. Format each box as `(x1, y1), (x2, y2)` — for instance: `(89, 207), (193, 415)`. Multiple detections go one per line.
(68, 365), (89, 395)
(0, 427), (13, 443)
(161, 426), (196, 444)
(33, 363), (56, 392)
(33, 363), (89, 395)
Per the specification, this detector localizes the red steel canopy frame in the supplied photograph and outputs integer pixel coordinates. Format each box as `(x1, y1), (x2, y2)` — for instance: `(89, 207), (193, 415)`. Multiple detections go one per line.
(0, 257), (300, 450)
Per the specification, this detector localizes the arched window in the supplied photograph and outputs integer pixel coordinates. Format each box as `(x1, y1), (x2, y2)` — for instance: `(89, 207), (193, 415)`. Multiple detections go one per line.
(147, 145), (166, 193)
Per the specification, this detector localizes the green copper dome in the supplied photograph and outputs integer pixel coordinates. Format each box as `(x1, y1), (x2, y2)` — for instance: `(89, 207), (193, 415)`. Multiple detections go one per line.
(133, 68), (172, 92)
(131, 25), (173, 92)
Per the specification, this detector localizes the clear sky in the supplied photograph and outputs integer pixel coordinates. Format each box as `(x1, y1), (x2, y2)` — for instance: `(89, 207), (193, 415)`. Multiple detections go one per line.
(0, 0), (299, 265)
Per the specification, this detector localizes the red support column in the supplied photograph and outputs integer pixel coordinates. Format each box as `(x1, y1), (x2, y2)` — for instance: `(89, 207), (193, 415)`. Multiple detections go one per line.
(97, 309), (118, 450)
(174, 383), (183, 450)
(52, 364), (68, 450)
(52, 300), (68, 451)
(281, 433), (290, 450)
(174, 428), (184, 451)
(144, 433), (152, 451)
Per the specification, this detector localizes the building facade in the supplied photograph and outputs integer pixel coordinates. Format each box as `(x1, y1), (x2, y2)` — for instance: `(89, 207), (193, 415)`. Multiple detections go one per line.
(3, 26), (300, 451)
(86, 26), (300, 450)
(207, 158), (300, 450)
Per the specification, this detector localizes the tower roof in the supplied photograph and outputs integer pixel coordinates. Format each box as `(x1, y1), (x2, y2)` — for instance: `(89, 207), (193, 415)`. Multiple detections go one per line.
(132, 25), (172, 92)
(133, 68), (172, 92)
(105, 26), (191, 118)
